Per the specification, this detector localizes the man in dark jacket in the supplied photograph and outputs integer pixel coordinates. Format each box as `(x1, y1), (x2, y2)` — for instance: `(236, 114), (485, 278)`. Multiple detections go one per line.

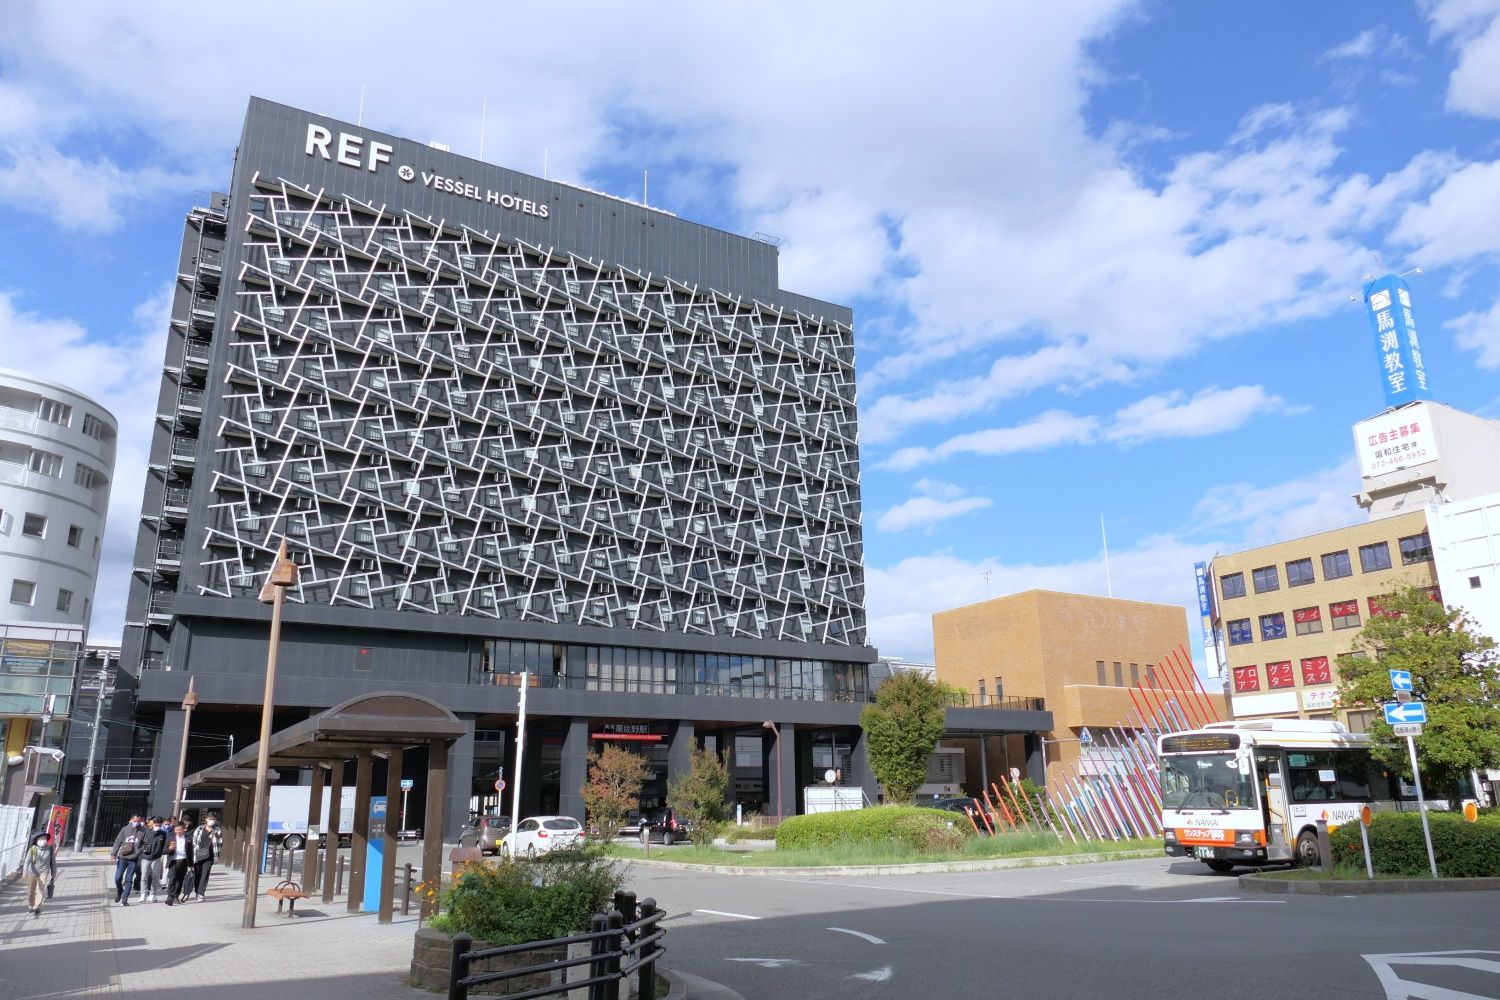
(109, 815), (146, 905)
(189, 813), (222, 902)
(139, 819), (168, 903)
(163, 821), (194, 905)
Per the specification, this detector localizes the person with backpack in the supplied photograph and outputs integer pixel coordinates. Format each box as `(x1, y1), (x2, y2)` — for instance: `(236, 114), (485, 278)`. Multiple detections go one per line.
(163, 821), (194, 906)
(25, 831), (55, 916)
(138, 818), (168, 903)
(110, 814), (146, 905)
(189, 813), (222, 902)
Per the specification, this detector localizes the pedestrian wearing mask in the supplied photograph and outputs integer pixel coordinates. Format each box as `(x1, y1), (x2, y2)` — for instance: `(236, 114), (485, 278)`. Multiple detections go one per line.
(25, 832), (55, 916)
(163, 822), (193, 906)
(139, 818), (167, 903)
(190, 813), (222, 902)
(110, 815), (146, 906)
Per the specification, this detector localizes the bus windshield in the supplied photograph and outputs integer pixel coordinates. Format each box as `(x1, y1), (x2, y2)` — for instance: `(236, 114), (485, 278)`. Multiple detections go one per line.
(1160, 753), (1258, 812)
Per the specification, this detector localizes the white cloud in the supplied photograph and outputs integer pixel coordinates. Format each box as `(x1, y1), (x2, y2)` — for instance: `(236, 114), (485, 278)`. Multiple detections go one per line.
(1445, 294), (1500, 368)
(0, 288), (171, 647)
(882, 410), (1098, 471)
(1191, 458), (1362, 542)
(1393, 158), (1500, 265)
(876, 495), (992, 534)
(1320, 27), (1411, 62)
(1105, 385), (1296, 445)
(1423, 0), (1500, 118)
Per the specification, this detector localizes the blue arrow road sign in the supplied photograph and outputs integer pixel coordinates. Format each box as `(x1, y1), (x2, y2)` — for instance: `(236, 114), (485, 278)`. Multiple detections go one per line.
(1389, 669), (1413, 692)
(1383, 701), (1427, 725)
(1078, 727), (1093, 745)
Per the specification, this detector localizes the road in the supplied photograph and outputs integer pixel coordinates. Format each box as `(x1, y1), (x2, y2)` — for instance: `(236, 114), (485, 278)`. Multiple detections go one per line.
(621, 857), (1500, 999)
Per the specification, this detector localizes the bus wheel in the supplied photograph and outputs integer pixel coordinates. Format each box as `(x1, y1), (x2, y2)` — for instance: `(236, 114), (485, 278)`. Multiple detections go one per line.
(1295, 830), (1322, 868)
(1204, 860), (1234, 873)
(283, 834), (304, 852)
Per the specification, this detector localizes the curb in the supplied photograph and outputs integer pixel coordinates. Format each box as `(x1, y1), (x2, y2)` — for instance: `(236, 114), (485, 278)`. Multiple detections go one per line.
(1239, 872), (1500, 895)
(617, 849), (1159, 878)
(660, 969), (686, 1000)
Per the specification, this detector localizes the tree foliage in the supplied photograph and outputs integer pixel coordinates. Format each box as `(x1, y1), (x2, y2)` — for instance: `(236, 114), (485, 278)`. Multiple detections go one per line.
(579, 744), (650, 842)
(860, 672), (946, 803)
(666, 746), (731, 845)
(1337, 583), (1500, 800)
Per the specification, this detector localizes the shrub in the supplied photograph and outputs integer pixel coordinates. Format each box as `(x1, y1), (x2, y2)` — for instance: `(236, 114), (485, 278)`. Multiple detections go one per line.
(435, 846), (625, 944)
(667, 747), (731, 846)
(1329, 810), (1500, 878)
(775, 806), (971, 853)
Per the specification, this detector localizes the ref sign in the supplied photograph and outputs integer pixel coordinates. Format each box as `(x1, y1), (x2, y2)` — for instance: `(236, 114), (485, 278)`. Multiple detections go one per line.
(1383, 701), (1427, 726)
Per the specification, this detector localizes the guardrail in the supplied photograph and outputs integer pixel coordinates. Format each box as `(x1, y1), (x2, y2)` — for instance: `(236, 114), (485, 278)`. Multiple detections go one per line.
(448, 890), (665, 1000)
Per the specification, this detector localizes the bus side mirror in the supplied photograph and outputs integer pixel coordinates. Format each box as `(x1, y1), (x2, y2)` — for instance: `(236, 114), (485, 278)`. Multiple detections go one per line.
(1235, 749), (1252, 775)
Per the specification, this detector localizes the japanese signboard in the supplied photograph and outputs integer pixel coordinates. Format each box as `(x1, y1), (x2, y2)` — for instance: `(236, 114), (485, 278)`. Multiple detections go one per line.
(1353, 402), (1437, 477)
(1193, 562), (1221, 678)
(1362, 273), (1431, 409)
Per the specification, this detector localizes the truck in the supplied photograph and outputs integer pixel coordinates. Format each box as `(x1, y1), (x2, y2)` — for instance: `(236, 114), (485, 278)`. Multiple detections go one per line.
(266, 785), (356, 850)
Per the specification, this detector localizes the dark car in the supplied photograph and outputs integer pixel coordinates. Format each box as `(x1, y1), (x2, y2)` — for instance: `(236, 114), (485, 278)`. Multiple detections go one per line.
(638, 809), (692, 845)
(474, 815), (513, 855)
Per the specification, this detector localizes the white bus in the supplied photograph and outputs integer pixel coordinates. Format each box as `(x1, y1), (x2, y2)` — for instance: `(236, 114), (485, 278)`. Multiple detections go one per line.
(1157, 719), (1408, 871)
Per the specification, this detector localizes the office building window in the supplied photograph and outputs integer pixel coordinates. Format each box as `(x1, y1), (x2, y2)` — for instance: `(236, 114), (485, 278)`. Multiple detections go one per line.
(1266, 661), (1294, 689)
(1399, 532), (1432, 565)
(1096, 660), (1106, 685)
(1359, 541), (1392, 573)
(1259, 612), (1287, 640)
(1232, 665), (1260, 693)
(1220, 572), (1246, 599)
(22, 513), (46, 538)
(1130, 663), (1139, 685)
(1113, 661), (1123, 686)
(1301, 656), (1332, 685)
(977, 679), (987, 705)
(1252, 566), (1280, 594)
(1286, 558), (1315, 587)
(994, 676), (1003, 699)
(9, 579), (35, 605)
(1227, 618), (1253, 645)
(1322, 550), (1352, 580)
(1293, 606), (1322, 635)
(56, 588), (73, 614)
(1330, 600), (1361, 630)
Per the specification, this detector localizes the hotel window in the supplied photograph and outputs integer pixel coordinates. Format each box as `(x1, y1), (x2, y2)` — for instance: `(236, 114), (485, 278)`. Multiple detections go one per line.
(1259, 612), (1287, 640)
(1220, 572), (1245, 599)
(28, 449), (63, 478)
(1252, 566), (1280, 594)
(1322, 550), (1352, 580)
(1399, 532), (1432, 565)
(22, 513), (46, 538)
(1286, 558), (1315, 587)
(1359, 541), (1392, 573)
(1293, 606), (1323, 635)
(1330, 600), (1361, 630)
(82, 413), (107, 439)
(56, 588), (73, 614)
(36, 399), (72, 425)
(1227, 618), (1253, 645)
(10, 579), (35, 605)
(1232, 665), (1260, 693)
(1266, 661), (1295, 689)
(1301, 656), (1332, 685)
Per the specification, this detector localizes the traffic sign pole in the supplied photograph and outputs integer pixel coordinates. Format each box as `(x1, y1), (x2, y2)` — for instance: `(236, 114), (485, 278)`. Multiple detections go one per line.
(1405, 734), (1439, 879)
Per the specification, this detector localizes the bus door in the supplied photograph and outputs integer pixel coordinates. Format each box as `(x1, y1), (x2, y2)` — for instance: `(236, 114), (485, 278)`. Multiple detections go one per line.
(1255, 750), (1291, 857)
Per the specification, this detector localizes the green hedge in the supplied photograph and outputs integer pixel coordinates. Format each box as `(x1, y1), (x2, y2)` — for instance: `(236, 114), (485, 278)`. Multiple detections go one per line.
(431, 846), (624, 944)
(1329, 810), (1500, 878)
(774, 806), (971, 853)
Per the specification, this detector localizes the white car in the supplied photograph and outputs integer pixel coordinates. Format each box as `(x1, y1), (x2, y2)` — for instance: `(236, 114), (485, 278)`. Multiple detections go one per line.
(501, 816), (584, 857)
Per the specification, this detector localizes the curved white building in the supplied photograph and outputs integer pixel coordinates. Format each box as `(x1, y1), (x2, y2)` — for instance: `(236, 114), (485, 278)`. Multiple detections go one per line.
(0, 368), (117, 629)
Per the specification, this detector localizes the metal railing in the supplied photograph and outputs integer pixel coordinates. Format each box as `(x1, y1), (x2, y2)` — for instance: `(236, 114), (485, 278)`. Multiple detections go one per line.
(950, 694), (1048, 712)
(477, 670), (875, 704)
(448, 890), (665, 1000)
(147, 593), (177, 616)
(162, 487), (192, 509)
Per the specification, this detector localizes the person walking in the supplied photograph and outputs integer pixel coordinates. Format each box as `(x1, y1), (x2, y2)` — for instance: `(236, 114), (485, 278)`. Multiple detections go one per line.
(163, 821), (194, 905)
(25, 832), (55, 916)
(189, 813), (222, 902)
(110, 814), (146, 906)
(139, 818), (167, 903)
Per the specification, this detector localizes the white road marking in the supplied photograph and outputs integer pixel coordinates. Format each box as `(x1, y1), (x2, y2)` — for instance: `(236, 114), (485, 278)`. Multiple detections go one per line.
(850, 966), (894, 982)
(696, 908), (762, 920)
(828, 927), (887, 945)
(725, 958), (801, 968)
(1363, 950), (1500, 999)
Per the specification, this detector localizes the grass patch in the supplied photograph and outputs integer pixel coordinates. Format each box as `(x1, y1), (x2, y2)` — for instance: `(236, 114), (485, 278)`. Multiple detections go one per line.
(720, 823), (779, 843)
(607, 833), (1157, 868)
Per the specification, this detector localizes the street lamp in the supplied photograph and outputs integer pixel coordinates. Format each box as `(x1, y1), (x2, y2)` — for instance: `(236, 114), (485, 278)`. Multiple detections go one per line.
(171, 677), (199, 818)
(762, 720), (782, 824)
(242, 539), (298, 930)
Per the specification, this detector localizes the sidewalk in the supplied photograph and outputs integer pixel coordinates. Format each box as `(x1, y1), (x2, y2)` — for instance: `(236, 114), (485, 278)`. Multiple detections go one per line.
(0, 854), (436, 998)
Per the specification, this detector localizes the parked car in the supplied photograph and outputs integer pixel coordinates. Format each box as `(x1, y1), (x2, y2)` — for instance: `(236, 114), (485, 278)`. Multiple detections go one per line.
(474, 815), (513, 855)
(618, 811), (645, 838)
(502, 816), (584, 857)
(639, 808), (693, 845)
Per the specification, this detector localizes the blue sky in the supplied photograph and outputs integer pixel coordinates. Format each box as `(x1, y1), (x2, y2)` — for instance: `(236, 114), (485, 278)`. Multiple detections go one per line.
(3, 2), (1499, 663)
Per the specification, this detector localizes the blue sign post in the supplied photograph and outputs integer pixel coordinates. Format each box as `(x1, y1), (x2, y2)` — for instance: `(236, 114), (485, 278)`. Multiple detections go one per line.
(362, 796), (387, 913)
(1362, 274), (1432, 409)
(1389, 669), (1413, 693)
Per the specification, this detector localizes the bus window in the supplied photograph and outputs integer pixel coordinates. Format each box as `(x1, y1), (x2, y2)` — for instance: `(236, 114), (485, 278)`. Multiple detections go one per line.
(1287, 750), (1372, 802)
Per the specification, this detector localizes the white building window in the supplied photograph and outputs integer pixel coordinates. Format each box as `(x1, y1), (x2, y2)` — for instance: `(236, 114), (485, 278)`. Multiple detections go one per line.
(56, 588), (73, 614)
(9, 580), (35, 605)
(37, 399), (72, 426)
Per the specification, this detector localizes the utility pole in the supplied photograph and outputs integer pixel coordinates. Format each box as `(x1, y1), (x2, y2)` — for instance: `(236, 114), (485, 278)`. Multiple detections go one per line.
(171, 676), (200, 817)
(74, 657), (114, 853)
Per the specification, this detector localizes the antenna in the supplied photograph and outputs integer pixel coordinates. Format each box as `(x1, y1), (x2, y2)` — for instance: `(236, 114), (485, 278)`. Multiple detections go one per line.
(1100, 515), (1113, 598)
(357, 84), (366, 127)
(982, 570), (992, 597)
(543, 148), (549, 180)
(478, 96), (488, 160)
(643, 169), (649, 207)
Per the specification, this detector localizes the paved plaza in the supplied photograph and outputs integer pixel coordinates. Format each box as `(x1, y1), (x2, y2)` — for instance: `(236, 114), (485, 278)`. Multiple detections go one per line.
(0, 853), (435, 999)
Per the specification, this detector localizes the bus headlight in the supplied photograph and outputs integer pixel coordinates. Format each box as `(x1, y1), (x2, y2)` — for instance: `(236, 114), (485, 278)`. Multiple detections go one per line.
(1164, 829), (1177, 842)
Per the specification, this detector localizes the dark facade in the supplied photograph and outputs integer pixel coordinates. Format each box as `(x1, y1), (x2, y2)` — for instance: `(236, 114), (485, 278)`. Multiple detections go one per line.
(122, 98), (1049, 833)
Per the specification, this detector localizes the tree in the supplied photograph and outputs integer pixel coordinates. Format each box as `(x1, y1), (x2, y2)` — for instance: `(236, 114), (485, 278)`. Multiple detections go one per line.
(1337, 583), (1500, 800)
(580, 744), (650, 842)
(666, 747), (731, 845)
(860, 672), (946, 803)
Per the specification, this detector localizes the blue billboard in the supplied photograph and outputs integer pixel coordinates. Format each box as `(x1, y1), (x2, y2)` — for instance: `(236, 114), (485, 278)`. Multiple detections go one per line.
(1362, 273), (1431, 409)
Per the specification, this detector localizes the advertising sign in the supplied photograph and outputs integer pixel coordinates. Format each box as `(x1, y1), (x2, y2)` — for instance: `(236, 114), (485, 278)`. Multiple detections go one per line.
(362, 796), (387, 913)
(1353, 402), (1437, 477)
(1301, 688), (1337, 711)
(1362, 273), (1431, 408)
(1193, 562), (1221, 677)
(46, 805), (71, 848)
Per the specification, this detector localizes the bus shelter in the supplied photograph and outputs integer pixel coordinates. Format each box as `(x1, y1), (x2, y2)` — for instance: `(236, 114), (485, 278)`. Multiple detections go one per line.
(182, 691), (467, 922)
